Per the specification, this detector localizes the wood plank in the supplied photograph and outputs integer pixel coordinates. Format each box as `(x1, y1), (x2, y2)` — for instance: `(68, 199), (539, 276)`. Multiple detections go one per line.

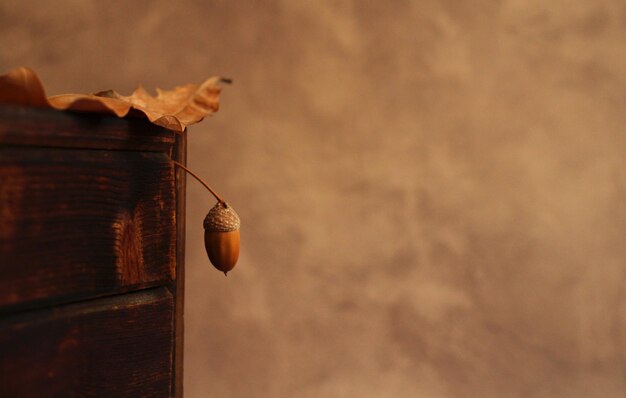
(0, 287), (173, 397)
(171, 129), (187, 397)
(0, 147), (176, 312)
(0, 105), (175, 152)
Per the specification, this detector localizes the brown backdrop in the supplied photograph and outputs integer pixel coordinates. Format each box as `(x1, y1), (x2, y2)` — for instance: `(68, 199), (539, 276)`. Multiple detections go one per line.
(1, 1), (625, 397)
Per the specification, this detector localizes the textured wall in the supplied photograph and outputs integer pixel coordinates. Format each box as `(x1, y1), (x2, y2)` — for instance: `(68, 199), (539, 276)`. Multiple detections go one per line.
(1, 1), (625, 397)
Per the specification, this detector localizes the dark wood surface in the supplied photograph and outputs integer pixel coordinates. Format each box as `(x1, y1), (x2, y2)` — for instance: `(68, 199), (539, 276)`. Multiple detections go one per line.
(0, 142), (176, 313)
(0, 105), (175, 152)
(172, 130), (187, 397)
(0, 287), (174, 398)
(0, 105), (185, 397)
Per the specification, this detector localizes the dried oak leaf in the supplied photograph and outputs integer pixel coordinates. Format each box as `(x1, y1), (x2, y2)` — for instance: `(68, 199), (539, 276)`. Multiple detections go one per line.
(0, 67), (224, 132)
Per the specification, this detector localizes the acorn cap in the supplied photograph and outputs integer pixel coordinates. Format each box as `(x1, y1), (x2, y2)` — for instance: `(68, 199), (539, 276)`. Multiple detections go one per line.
(203, 202), (240, 232)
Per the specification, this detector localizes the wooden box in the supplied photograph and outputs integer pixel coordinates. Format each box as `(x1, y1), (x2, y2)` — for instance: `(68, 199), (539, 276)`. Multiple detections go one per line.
(0, 105), (186, 397)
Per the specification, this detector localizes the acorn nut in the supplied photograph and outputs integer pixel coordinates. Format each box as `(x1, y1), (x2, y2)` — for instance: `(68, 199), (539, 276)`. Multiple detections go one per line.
(204, 202), (240, 275)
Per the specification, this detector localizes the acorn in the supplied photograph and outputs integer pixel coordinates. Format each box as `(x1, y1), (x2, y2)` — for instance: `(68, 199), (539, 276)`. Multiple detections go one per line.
(172, 160), (241, 276)
(203, 202), (240, 275)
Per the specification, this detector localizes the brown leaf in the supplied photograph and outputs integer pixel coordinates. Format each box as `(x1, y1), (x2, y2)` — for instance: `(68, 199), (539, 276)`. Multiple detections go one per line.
(0, 67), (49, 107)
(0, 67), (224, 132)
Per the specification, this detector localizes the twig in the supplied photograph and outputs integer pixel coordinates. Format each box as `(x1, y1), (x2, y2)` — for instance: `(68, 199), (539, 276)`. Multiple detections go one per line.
(172, 160), (226, 205)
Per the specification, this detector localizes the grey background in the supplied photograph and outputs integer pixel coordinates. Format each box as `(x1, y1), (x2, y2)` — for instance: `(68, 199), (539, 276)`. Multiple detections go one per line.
(1, 1), (625, 397)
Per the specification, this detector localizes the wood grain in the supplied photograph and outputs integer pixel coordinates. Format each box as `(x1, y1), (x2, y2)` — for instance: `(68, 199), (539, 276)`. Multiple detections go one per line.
(0, 147), (176, 312)
(171, 130), (186, 397)
(0, 105), (175, 152)
(0, 287), (173, 398)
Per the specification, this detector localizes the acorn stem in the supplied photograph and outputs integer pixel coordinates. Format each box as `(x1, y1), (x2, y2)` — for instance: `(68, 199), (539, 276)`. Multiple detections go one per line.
(172, 160), (226, 204)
